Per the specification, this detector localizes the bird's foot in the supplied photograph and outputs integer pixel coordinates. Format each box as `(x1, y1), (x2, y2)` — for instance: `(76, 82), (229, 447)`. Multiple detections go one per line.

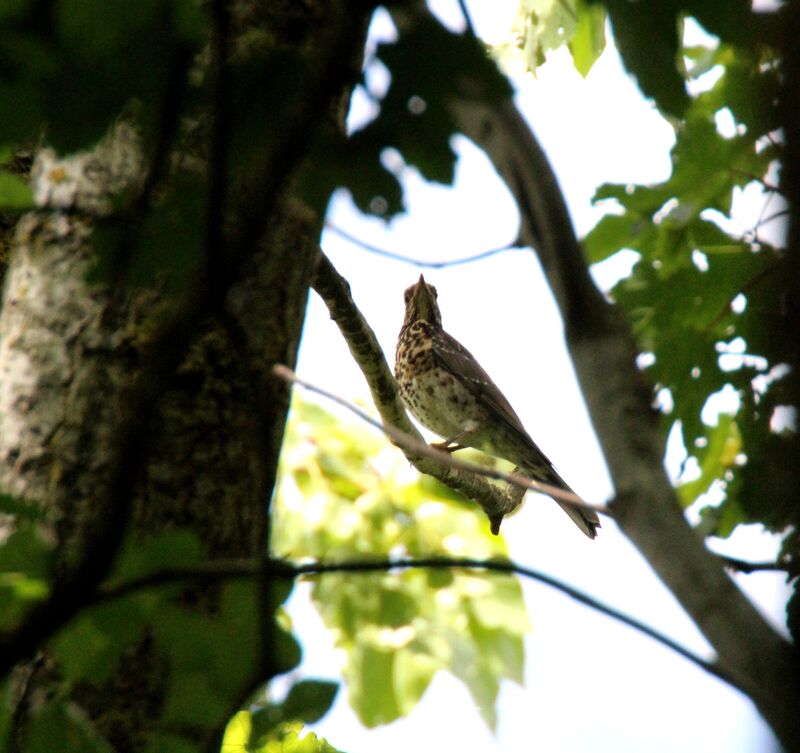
(431, 439), (464, 454)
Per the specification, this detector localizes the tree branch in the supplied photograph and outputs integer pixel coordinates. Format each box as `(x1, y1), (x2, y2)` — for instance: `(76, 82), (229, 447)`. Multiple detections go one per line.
(94, 555), (733, 689)
(433, 3), (800, 744)
(312, 250), (535, 533)
(718, 554), (799, 576)
(273, 364), (608, 518)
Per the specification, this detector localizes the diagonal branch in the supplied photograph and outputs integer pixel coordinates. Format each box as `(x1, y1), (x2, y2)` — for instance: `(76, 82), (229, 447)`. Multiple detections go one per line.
(312, 250), (527, 533)
(436, 4), (800, 744)
(273, 364), (609, 518)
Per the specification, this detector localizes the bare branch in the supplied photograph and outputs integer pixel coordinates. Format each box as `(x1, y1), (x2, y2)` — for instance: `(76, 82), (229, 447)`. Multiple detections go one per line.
(703, 258), (780, 332)
(310, 250), (595, 533)
(729, 168), (784, 197)
(718, 554), (799, 576)
(95, 555), (733, 689)
(273, 364), (609, 518)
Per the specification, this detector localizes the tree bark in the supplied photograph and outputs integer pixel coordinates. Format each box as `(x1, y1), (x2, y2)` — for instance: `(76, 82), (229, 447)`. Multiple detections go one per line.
(0, 120), (320, 750)
(0, 0), (372, 741)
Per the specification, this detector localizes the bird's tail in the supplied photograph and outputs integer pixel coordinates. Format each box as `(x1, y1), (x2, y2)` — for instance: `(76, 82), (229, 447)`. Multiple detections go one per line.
(555, 499), (600, 539)
(521, 462), (600, 539)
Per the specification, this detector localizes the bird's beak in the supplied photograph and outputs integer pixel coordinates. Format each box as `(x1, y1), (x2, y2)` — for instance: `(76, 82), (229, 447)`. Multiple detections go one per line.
(411, 276), (437, 321)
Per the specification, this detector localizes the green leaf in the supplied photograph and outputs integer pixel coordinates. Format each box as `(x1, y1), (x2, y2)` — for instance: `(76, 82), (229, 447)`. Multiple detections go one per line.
(583, 213), (644, 262)
(0, 0), (31, 21)
(0, 170), (34, 209)
(0, 524), (54, 629)
(515, 0), (579, 70)
(346, 645), (399, 727)
(89, 176), (204, 290)
(586, 21), (782, 525)
(684, 0), (757, 50)
(148, 578), (298, 735)
(0, 492), (45, 519)
(593, 182), (672, 214)
(225, 714), (346, 753)
(333, 10), (514, 217)
(392, 647), (438, 715)
(56, 0), (161, 57)
(568, 0), (606, 76)
(305, 129), (404, 219)
(142, 732), (199, 753)
(0, 0), (199, 150)
(678, 415), (741, 507)
(110, 529), (203, 583)
(281, 680), (339, 724)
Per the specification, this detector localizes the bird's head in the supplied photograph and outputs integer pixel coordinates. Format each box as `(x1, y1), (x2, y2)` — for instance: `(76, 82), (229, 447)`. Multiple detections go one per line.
(402, 274), (442, 328)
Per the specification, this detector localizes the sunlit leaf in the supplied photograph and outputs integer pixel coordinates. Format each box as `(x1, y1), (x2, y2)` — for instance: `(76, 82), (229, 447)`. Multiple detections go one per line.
(274, 398), (530, 728)
(568, 0), (606, 76)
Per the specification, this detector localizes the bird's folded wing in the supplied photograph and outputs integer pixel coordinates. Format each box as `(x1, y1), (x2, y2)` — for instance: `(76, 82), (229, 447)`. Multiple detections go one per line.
(430, 331), (566, 482)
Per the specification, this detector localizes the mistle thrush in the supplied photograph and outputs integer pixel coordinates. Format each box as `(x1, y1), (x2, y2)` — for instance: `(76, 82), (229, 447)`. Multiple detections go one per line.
(395, 275), (599, 539)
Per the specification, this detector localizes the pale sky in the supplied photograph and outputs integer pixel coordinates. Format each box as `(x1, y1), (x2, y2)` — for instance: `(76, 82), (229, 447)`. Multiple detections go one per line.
(289, 2), (787, 751)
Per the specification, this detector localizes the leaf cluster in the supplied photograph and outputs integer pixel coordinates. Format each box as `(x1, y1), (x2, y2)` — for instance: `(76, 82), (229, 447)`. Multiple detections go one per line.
(506, 0), (798, 632)
(274, 400), (530, 731)
(0, 523), (312, 753)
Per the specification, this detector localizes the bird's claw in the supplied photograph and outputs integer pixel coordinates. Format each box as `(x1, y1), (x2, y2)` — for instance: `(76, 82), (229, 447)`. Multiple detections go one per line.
(431, 439), (464, 454)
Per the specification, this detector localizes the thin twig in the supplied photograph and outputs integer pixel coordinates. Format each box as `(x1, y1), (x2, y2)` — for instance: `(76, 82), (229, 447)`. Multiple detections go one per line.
(756, 209), (789, 227)
(455, 0), (477, 38)
(273, 364), (609, 517)
(729, 168), (784, 196)
(94, 555), (732, 688)
(718, 554), (798, 576)
(326, 221), (521, 268)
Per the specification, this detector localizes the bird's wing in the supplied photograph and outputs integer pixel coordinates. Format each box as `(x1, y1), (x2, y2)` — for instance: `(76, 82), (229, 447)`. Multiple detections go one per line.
(430, 330), (556, 467)
(432, 329), (600, 539)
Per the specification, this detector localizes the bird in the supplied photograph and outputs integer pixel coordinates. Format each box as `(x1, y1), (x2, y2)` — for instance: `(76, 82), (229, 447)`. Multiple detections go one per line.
(394, 274), (599, 538)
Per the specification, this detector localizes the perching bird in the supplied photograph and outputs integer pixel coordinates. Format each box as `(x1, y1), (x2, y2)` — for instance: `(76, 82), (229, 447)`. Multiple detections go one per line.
(395, 274), (599, 538)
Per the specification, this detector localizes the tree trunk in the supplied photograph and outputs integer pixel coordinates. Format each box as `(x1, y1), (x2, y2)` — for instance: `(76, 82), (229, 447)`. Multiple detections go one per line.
(0, 0), (358, 739)
(0, 126), (320, 751)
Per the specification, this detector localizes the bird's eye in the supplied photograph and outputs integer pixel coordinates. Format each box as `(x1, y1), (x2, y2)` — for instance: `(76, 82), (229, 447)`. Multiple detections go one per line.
(431, 286), (438, 298)
(404, 288), (412, 303)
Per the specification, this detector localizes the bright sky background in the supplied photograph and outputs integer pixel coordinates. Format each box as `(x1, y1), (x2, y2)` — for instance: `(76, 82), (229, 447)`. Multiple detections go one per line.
(288, 2), (788, 751)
